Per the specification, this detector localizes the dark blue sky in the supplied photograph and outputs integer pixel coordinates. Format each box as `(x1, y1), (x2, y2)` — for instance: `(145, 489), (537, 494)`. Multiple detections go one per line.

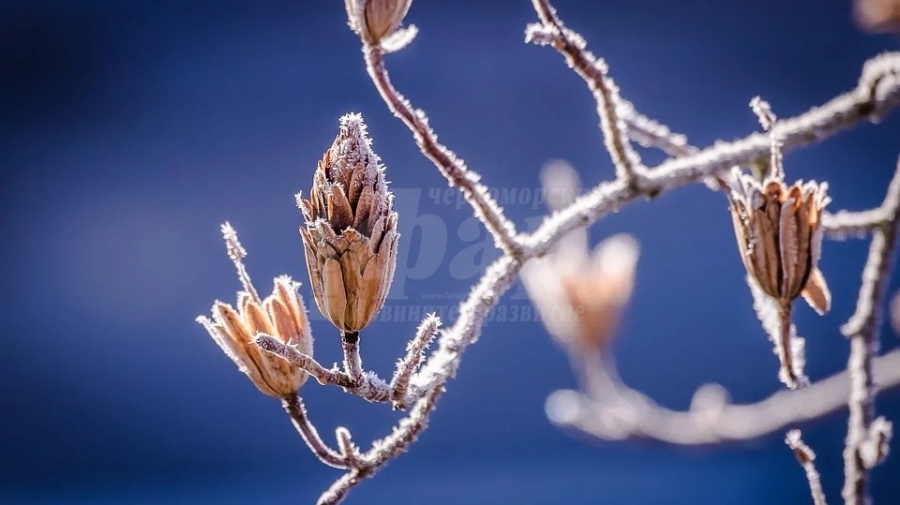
(2, 1), (899, 504)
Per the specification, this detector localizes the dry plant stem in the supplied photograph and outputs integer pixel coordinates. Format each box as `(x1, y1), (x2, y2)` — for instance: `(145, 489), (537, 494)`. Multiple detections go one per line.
(786, 430), (828, 505)
(282, 394), (348, 469)
(528, 0), (644, 185)
(548, 348), (900, 445)
(342, 331), (364, 386)
(391, 314), (440, 409)
(360, 44), (521, 255)
(257, 336), (394, 403)
(527, 1), (900, 182)
(841, 159), (900, 505)
(521, 54), (900, 255)
(777, 301), (801, 388)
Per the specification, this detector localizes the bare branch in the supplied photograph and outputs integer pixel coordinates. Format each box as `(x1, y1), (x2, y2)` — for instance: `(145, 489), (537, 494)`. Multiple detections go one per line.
(282, 394), (349, 469)
(526, 0), (645, 184)
(335, 427), (363, 468)
(545, 348), (900, 445)
(786, 430), (828, 505)
(842, 158), (900, 505)
(617, 100), (699, 158)
(521, 52), (900, 257)
(360, 44), (521, 255)
(391, 314), (440, 409)
(257, 335), (394, 403)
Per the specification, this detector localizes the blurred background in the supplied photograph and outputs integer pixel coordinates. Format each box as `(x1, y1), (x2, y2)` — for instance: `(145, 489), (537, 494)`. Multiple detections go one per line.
(2, 0), (900, 503)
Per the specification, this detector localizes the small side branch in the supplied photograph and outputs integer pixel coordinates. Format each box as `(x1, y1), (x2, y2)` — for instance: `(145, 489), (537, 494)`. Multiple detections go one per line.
(526, 0), (645, 185)
(786, 430), (828, 505)
(391, 314), (440, 409)
(361, 44), (521, 255)
(282, 395), (349, 469)
(841, 158), (900, 505)
(257, 335), (394, 403)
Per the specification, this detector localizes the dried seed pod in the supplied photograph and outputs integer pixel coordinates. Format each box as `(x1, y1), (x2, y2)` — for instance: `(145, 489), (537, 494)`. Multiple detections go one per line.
(345, 0), (412, 45)
(197, 223), (313, 398)
(522, 233), (639, 353)
(726, 168), (832, 315)
(523, 163), (638, 354)
(854, 0), (900, 33)
(298, 113), (399, 336)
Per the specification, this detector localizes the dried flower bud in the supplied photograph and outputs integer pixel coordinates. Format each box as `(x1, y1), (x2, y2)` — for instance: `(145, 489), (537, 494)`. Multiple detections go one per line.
(345, 0), (412, 45)
(298, 113), (399, 336)
(523, 233), (639, 353)
(197, 223), (313, 398)
(726, 168), (832, 315)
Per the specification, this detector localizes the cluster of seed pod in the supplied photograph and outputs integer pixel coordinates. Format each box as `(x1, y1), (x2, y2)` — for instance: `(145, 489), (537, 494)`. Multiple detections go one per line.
(197, 113), (399, 398)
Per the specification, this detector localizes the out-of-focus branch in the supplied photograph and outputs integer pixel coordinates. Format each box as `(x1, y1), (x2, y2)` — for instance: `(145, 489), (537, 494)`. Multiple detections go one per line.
(545, 349), (900, 445)
(786, 430), (828, 505)
(841, 159), (900, 505)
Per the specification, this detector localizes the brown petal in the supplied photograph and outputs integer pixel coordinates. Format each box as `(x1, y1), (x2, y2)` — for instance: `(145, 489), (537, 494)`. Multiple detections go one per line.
(752, 205), (782, 299)
(728, 202), (756, 276)
(264, 295), (299, 343)
(323, 257), (348, 330)
(328, 184), (353, 231)
(339, 249), (364, 331)
(369, 215), (386, 253)
(242, 301), (276, 338)
(357, 253), (383, 329)
(801, 268), (831, 315)
(357, 185), (378, 235)
(778, 198), (802, 299)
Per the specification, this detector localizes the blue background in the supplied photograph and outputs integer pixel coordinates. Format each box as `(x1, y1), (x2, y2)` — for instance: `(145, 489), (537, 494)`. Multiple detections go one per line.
(2, 0), (900, 503)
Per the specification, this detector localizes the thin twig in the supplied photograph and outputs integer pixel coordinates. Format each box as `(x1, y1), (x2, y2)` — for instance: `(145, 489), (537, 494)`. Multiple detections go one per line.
(282, 394), (349, 469)
(257, 336), (394, 403)
(391, 314), (440, 409)
(361, 44), (521, 255)
(546, 348), (900, 445)
(786, 430), (828, 505)
(841, 158), (900, 505)
(526, 0), (645, 185)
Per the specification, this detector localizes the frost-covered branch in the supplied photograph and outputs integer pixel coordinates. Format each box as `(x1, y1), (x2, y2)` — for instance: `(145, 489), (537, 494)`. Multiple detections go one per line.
(282, 394), (350, 469)
(526, 0), (645, 185)
(359, 44), (521, 255)
(390, 314), (440, 409)
(257, 335), (394, 403)
(841, 158), (900, 505)
(545, 348), (900, 445)
(519, 51), (900, 256)
(786, 430), (828, 505)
